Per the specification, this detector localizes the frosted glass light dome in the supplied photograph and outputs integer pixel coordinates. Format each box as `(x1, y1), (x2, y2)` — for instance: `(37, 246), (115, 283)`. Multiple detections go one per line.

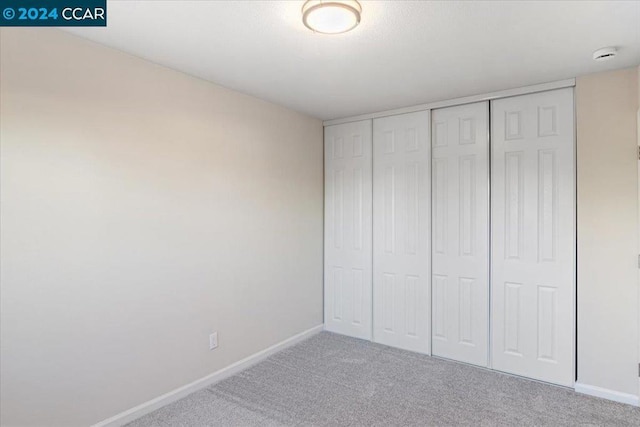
(302, 1), (362, 35)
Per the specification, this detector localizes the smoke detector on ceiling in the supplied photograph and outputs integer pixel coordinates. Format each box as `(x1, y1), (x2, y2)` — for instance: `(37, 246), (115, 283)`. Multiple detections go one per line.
(592, 47), (617, 61)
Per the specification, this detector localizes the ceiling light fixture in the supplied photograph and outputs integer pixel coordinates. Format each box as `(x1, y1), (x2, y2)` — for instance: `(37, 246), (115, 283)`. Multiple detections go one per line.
(302, 0), (362, 35)
(593, 47), (617, 61)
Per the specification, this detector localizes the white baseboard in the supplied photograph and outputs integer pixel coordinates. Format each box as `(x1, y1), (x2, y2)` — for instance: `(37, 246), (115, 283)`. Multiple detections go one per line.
(574, 382), (639, 406)
(92, 324), (324, 427)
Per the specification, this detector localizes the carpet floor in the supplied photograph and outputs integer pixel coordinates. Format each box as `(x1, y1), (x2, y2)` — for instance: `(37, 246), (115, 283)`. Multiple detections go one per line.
(127, 332), (640, 426)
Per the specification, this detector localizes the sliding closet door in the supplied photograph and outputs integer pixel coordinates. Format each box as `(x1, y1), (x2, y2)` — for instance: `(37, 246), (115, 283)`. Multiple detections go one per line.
(373, 111), (431, 354)
(491, 88), (575, 386)
(324, 120), (373, 340)
(431, 102), (490, 366)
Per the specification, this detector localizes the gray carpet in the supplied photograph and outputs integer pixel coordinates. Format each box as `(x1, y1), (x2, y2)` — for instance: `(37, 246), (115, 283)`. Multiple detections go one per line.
(127, 332), (640, 426)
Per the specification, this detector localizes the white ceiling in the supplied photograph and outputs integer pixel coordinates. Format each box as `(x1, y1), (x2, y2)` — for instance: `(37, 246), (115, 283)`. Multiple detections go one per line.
(66, 0), (640, 120)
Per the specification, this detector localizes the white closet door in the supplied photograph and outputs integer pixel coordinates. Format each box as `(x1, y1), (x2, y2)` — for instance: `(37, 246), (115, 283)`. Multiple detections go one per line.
(491, 88), (575, 386)
(373, 111), (431, 354)
(431, 102), (490, 367)
(324, 120), (373, 340)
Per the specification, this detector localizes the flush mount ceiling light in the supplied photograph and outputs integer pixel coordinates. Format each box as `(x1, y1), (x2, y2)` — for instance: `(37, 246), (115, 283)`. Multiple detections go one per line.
(593, 47), (617, 61)
(302, 0), (362, 35)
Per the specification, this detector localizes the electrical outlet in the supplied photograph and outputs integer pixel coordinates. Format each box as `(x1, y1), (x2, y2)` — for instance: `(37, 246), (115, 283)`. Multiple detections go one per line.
(209, 332), (218, 350)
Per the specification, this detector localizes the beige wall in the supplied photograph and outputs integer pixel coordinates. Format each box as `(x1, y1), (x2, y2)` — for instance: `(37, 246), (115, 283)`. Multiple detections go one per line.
(0, 29), (323, 426)
(576, 67), (639, 396)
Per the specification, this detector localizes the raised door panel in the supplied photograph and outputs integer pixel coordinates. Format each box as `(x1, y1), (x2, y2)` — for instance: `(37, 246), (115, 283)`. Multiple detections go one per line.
(373, 111), (431, 354)
(491, 88), (575, 387)
(431, 102), (490, 367)
(324, 120), (372, 340)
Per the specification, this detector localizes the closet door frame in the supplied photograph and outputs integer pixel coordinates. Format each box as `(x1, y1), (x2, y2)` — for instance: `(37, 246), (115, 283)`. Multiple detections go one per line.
(321, 81), (577, 390)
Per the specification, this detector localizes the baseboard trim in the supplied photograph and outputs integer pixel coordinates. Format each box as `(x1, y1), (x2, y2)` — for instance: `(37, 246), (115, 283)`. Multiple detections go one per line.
(574, 382), (639, 406)
(92, 324), (324, 427)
